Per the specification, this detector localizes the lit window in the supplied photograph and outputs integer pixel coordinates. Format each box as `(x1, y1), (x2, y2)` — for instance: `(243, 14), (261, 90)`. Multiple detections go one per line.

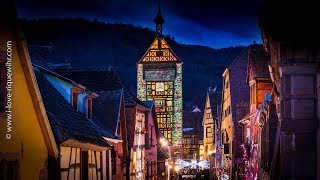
(156, 82), (164, 91)
(206, 113), (211, 119)
(206, 127), (212, 138)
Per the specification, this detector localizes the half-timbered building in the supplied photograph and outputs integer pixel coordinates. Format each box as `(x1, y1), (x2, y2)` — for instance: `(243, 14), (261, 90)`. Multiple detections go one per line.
(92, 90), (128, 180)
(143, 101), (159, 180)
(201, 87), (222, 178)
(136, 4), (183, 152)
(182, 111), (203, 160)
(57, 68), (150, 180)
(31, 62), (115, 180)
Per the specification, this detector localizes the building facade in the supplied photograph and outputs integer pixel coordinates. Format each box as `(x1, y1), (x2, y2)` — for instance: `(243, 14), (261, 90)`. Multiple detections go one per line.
(258, 1), (320, 178)
(92, 90), (129, 180)
(36, 69), (110, 180)
(0, 6), (59, 179)
(57, 68), (150, 180)
(201, 88), (222, 178)
(244, 45), (273, 179)
(136, 5), (183, 148)
(143, 101), (159, 180)
(182, 111), (203, 160)
(220, 50), (250, 180)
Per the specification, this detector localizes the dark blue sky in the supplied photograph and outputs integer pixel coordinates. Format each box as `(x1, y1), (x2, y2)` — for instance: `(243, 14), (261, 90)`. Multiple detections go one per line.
(15, 0), (262, 48)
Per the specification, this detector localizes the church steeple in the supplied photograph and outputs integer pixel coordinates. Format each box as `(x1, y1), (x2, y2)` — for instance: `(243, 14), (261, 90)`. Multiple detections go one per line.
(153, 1), (165, 37)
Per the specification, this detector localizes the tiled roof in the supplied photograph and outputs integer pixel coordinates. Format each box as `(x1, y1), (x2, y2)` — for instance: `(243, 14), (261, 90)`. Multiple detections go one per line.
(183, 112), (204, 138)
(34, 70), (108, 147)
(90, 119), (119, 139)
(92, 90), (123, 134)
(142, 100), (154, 110)
(28, 45), (54, 71)
(208, 90), (222, 119)
(247, 45), (271, 81)
(228, 49), (250, 122)
(56, 68), (147, 108)
(157, 146), (170, 160)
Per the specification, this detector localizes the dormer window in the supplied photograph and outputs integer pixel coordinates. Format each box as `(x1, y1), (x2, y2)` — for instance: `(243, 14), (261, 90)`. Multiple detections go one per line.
(87, 98), (92, 119)
(86, 93), (98, 119)
(72, 90), (78, 109)
(71, 85), (85, 111)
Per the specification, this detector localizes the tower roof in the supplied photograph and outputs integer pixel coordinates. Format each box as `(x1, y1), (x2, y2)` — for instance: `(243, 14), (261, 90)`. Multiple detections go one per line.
(153, 1), (165, 25)
(137, 37), (182, 64)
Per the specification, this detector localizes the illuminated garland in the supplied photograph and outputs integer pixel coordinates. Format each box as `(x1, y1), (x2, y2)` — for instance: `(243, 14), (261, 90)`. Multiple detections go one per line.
(137, 64), (146, 100)
(172, 63), (183, 146)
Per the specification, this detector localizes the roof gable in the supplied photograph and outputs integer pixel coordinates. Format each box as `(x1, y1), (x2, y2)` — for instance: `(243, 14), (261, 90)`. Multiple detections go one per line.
(28, 45), (54, 71)
(247, 46), (271, 82)
(137, 37), (182, 64)
(208, 90), (222, 118)
(92, 90), (123, 134)
(183, 112), (204, 138)
(56, 68), (147, 108)
(228, 49), (250, 121)
(34, 70), (108, 148)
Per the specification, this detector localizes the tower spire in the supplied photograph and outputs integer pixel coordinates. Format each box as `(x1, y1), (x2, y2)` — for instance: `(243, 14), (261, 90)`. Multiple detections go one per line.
(153, 0), (165, 37)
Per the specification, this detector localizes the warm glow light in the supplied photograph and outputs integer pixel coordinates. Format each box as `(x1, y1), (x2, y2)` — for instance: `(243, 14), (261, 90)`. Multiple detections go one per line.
(162, 140), (168, 146)
(160, 138), (168, 146)
(169, 165), (172, 169)
(174, 165), (180, 172)
(208, 150), (215, 155)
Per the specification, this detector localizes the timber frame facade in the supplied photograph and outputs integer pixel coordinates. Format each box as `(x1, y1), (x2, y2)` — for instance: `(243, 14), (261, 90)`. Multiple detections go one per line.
(136, 5), (183, 154)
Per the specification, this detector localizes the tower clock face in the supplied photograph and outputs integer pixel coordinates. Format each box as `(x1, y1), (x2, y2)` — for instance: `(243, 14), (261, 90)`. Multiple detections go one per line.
(156, 82), (164, 91)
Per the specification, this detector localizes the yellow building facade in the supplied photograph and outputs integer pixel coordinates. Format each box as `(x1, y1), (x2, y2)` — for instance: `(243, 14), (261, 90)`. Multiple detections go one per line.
(219, 49), (250, 180)
(0, 15), (58, 179)
(203, 94), (215, 160)
(220, 69), (233, 175)
(202, 88), (222, 175)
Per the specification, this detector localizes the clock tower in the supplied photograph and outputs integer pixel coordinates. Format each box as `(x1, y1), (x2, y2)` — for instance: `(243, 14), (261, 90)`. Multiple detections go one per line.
(137, 3), (183, 147)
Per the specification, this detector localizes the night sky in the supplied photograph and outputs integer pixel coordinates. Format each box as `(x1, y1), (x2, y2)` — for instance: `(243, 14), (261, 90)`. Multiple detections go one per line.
(15, 0), (263, 48)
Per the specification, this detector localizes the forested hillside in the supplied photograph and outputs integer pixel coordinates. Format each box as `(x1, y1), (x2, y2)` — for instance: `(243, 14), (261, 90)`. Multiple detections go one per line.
(21, 18), (247, 110)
